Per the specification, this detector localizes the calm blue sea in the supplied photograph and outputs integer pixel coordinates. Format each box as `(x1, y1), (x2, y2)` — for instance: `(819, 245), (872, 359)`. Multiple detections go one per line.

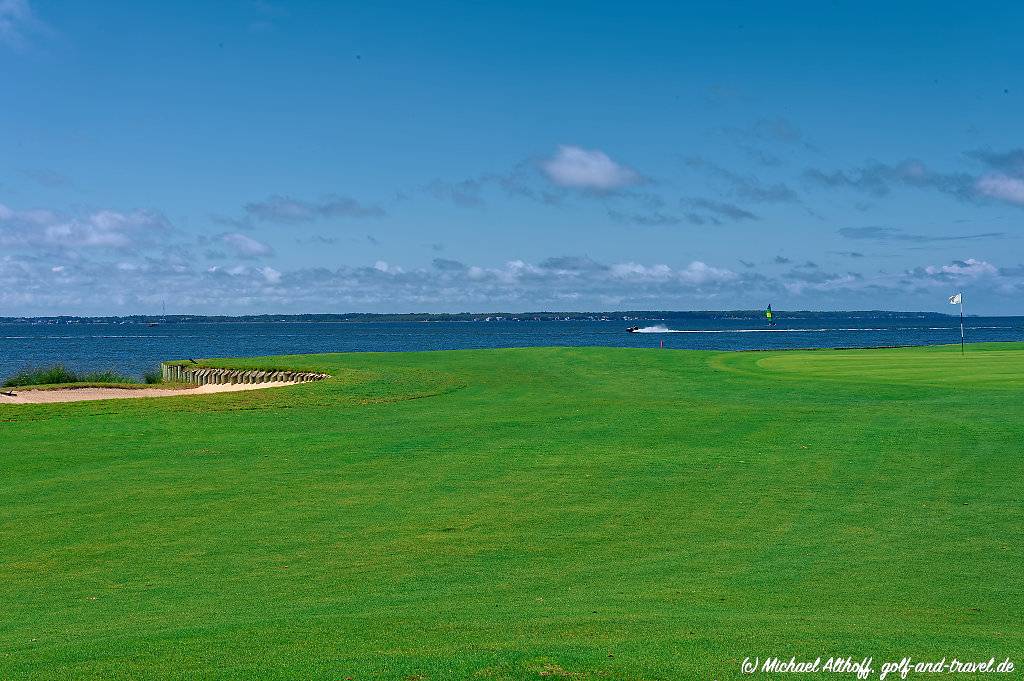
(2, 314), (1022, 380)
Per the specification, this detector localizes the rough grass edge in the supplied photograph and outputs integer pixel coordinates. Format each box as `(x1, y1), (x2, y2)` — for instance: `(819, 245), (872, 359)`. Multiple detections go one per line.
(2, 364), (169, 389)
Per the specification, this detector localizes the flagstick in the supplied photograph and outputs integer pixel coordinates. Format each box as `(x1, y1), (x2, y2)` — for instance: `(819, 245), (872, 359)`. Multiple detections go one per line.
(959, 294), (965, 356)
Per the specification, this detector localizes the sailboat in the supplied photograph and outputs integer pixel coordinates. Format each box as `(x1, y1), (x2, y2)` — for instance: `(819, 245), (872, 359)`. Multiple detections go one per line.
(148, 301), (166, 327)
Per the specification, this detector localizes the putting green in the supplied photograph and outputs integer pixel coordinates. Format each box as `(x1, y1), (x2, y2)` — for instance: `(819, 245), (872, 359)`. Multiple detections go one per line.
(1, 344), (1021, 679)
(746, 343), (1024, 387)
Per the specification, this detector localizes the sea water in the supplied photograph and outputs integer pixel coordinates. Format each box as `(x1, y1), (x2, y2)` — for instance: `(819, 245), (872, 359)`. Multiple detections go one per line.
(2, 314), (1022, 380)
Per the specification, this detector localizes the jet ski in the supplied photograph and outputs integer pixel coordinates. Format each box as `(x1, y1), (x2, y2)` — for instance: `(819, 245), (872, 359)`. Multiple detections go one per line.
(626, 326), (640, 333)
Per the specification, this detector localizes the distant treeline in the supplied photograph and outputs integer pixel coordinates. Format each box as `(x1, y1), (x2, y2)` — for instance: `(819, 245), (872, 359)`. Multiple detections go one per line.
(1, 310), (957, 324)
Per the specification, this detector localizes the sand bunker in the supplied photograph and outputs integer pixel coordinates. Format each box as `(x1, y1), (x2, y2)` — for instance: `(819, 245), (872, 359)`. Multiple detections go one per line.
(0, 381), (301, 404)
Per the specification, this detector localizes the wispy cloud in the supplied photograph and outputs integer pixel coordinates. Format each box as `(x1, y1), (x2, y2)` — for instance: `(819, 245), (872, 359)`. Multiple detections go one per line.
(20, 168), (72, 188)
(804, 165), (894, 197)
(966, 151), (1024, 206)
(537, 256), (607, 273)
(807, 150), (1024, 208)
(685, 157), (799, 203)
(0, 0), (47, 50)
(607, 193), (761, 227)
(221, 232), (273, 258)
(608, 209), (688, 227)
(722, 117), (817, 154)
(423, 166), (565, 208)
(782, 270), (864, 295)
(804, 160), (975, 201)
(975, 175), (1024, 206)
(7, 247), (1024, 315)
(0, 203), (171, 251)
(682, 197), (759, 221)
(423, 153), (650, 210)
(423, 178), (486, 207)
(838, 226), (1005, 243)
(609, 260), (737, 285)
(295, 235), (339, 245)
(0, 252), (754, 315)
(243, 194), (385, 224)
(431, 257), (468, 271)
(247, 0), (289, 33)
(968, 148), (1024, 176)
(998, 264), (1024, 277)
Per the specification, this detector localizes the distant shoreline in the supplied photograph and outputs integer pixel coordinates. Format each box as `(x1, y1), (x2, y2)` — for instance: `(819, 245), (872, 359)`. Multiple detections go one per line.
(0, 310), (983, 325)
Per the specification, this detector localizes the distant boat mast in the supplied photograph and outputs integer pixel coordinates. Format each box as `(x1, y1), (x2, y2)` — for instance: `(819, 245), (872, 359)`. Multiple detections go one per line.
(148, 300), (165, 327)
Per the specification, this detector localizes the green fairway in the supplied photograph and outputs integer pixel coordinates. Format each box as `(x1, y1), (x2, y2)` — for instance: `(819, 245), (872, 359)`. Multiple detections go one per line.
(2, 344), (1022, 679)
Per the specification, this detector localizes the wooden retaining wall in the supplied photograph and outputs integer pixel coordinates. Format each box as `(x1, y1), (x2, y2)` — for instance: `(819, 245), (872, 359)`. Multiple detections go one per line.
(161, 364), (329, 386)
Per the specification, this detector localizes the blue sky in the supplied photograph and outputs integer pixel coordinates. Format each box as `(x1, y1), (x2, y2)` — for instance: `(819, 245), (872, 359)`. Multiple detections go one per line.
(2, 0), (1022, 315)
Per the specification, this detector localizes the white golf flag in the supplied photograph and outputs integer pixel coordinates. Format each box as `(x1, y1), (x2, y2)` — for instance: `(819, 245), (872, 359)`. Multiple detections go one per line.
(949, 293), (962, 305)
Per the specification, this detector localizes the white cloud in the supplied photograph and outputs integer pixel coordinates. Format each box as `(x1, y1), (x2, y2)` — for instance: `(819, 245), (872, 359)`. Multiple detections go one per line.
(0, 203), (171, 250)
(783, 273), (862, 295)
(5, 251), (1024, 316)
(611, 262), (674, 280)
(975, 174), (1024, 206)
(5, 253), (755, 315)
(541, 145), (641, 190)
(221, 232), (273, 258)
(373, 260), (404, 274)
(678, 261), (738, 284)
(610, 261), (736, 284)
(259, 266), (282, 284)
(923, 258), (997, 278)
